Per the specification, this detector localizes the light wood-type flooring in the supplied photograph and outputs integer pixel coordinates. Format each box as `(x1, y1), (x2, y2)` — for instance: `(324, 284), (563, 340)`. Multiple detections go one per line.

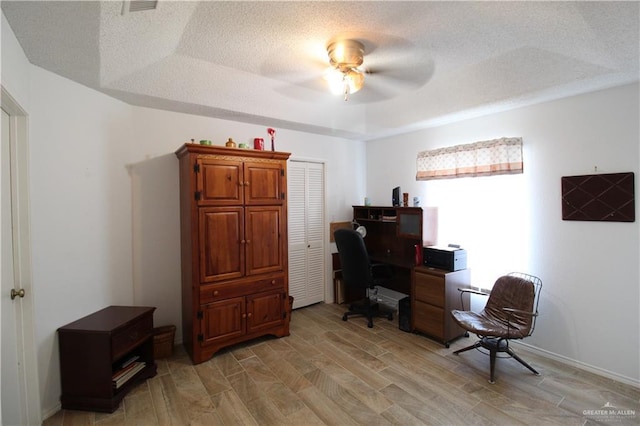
(44, 302), (639, 426)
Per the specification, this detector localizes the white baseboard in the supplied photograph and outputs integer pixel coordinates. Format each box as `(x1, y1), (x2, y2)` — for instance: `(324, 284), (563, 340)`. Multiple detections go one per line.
(42, 403), (61, 422)
(513, 341), (640, 389)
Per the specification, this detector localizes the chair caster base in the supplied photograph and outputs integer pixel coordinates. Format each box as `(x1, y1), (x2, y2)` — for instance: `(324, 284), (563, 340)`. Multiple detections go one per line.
(342, 314), (348, 321)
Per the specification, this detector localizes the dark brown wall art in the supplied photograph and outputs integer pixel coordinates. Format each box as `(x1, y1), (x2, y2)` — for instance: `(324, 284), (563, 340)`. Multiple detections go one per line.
(561, 172), (635, 222)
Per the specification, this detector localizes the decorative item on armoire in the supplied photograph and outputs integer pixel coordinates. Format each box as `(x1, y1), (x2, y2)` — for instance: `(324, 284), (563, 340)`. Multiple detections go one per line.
(225, 138), (236, 148)
(254, 138), (264, 150)
(267, 127), (276, 151)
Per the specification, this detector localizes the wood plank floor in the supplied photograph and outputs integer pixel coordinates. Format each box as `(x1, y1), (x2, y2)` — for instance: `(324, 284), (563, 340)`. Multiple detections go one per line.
(44, 302), (639, 426)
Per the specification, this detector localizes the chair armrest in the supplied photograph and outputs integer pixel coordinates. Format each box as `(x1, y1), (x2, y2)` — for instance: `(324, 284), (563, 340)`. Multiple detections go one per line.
(456, 287), (489, 311)
(457, 287), (490, 297)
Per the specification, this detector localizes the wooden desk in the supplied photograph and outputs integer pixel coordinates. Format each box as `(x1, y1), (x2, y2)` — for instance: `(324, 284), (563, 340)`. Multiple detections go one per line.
(352, 205), (425, 298)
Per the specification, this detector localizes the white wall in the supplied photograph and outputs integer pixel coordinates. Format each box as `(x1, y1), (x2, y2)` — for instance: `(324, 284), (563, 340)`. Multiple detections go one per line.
(3, 14), (366, 415)
(27, 66), (137, 416)
(366, 83), (640, 385)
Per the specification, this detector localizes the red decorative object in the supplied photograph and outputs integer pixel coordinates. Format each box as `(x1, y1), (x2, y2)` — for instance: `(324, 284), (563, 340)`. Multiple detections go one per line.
(254, 138), (264, 150)
(267, 128), (276, 151)
(414, 244), (423, 266)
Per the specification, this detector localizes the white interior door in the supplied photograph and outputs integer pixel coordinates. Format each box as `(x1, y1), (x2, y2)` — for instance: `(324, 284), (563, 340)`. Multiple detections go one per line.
(1, 106), (21, 426)
(288, 161), (325, 309)
(1, 90), (41, 425)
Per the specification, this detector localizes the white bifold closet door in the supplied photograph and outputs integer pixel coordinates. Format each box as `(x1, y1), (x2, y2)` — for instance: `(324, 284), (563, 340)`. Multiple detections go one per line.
(288, 160), (325, 309)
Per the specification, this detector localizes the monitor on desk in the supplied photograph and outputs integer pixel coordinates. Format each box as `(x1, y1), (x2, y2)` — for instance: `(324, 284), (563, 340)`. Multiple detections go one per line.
(392, 186), (401, 206)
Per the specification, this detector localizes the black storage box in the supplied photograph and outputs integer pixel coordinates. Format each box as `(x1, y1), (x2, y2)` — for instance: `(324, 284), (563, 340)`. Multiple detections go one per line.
(398, 296), (411, 332)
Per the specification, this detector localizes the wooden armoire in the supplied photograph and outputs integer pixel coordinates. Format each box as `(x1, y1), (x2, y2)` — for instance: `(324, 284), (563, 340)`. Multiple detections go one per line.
(175, 143), (291, 364)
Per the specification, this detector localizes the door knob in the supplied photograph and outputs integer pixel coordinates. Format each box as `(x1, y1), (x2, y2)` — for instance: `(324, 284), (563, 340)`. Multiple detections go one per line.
(10, 288), (25, 300)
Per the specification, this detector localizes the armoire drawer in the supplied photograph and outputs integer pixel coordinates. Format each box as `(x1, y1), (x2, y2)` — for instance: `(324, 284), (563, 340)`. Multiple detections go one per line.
(200, 276), (285, 303)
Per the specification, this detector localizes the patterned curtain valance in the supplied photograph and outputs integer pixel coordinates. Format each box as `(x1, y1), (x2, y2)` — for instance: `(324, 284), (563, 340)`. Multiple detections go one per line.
(416, 137), (523, 181)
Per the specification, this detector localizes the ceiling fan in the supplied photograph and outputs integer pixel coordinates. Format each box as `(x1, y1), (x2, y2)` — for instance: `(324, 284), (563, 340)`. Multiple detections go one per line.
(262, 33), (434, 104)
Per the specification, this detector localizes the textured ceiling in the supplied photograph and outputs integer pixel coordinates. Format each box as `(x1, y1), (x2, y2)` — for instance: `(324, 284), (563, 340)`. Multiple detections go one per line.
(2, 1), (639, 141)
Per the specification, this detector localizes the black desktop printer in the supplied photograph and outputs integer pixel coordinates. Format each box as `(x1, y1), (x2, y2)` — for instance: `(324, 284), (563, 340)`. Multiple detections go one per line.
(423, 246), (467, 271)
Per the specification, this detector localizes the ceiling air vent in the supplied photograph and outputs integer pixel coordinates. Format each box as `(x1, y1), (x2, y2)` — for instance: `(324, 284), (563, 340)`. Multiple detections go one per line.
(122, 1), (158, 14)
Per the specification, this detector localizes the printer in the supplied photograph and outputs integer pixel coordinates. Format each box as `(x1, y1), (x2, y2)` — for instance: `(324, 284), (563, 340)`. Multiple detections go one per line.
(423, 245), (467, 271)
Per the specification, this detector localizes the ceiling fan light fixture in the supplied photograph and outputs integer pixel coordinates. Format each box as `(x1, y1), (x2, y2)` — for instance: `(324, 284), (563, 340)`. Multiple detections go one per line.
(326, 39), (366, 100)
(325, 68), (364, 98)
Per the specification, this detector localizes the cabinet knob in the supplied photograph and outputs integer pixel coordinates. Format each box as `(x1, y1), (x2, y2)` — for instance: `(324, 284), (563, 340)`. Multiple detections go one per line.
(246, 240), (250, 244)
(213, 290), (219, 296)
(242, 313), (247, 318)
(247, 312), (252, 318)
(244, 181), (250, 186)
(271, 280), (276, 284)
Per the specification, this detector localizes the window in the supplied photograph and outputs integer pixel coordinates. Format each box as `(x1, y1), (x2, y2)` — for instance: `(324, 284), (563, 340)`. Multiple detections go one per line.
(416, 137), (523, 180)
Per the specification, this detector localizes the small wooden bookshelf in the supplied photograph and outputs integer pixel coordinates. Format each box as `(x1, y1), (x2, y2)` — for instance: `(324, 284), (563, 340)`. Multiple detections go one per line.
(58, 306), (157, 412)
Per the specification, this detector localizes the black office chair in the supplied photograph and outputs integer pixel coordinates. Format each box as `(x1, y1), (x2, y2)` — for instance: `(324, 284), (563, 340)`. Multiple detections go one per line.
(334, 228), (394, 328)
(450, 272), (542, 383)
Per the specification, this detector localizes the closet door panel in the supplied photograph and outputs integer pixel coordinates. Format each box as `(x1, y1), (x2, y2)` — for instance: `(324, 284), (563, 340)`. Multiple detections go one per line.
(287, 165), (307, 303)
(288, 161), (325, 309)
(305, 163), (325, 303)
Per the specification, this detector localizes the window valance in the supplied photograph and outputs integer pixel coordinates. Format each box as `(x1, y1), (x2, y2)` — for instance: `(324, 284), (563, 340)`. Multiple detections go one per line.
(416, 137), (523, 181)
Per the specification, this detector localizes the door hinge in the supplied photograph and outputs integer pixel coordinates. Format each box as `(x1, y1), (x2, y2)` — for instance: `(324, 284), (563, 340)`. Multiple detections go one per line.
(281, 169), (284, 176)
(197, 310), (203, 319)
(283, 311), (287, 319)
(194, 163), (200, 173)
(281, 192), (285, 200)
(197, 334), (204, 342)
(195, 191), (202, 201)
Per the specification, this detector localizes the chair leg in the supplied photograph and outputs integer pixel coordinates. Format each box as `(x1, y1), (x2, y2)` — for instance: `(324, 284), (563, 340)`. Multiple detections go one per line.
(341, 298), (392, 328)
(506, 347), (540, 376)
(453, 340), (482, 355)
(489, 349), (497, 384)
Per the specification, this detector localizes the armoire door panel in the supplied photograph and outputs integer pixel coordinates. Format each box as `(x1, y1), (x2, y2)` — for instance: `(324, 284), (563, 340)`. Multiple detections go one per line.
(202, 297), (245, 344)
(198, 158), (243, 205)
(199, 207), (245, 282)
(245, 207), (284, 275)
(246, 291), (284, 334)
(244, 161), (284, 205)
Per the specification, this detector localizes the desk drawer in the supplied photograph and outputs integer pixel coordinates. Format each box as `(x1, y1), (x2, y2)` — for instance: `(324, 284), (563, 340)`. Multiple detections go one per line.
(111, 314), (153, 361)
(413, 300), (444, 339)
(414, 272), (444, 307)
